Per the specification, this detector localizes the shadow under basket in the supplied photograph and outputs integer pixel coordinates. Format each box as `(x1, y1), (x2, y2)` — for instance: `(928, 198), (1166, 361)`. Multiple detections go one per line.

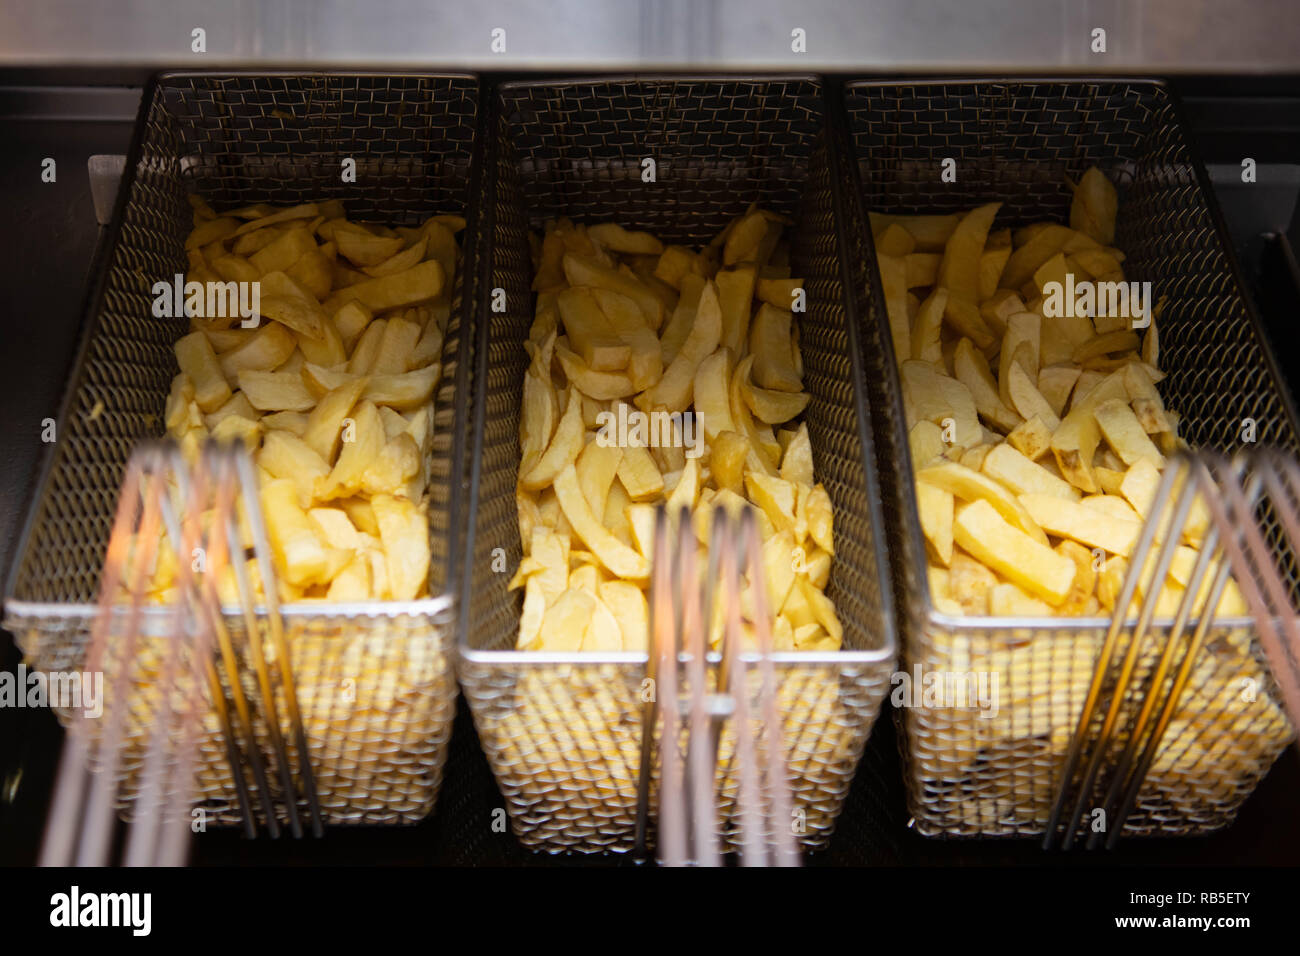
(841, 78), (1299, 839)
(4, 72), (483, 826)
(457, 76), (897, 854)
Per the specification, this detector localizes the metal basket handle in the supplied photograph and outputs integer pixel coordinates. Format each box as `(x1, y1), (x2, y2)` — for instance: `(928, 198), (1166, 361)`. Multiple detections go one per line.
(40, 440), (323, 866)
(1044, 448), (1300, 850)
(635, 504), (799, 867)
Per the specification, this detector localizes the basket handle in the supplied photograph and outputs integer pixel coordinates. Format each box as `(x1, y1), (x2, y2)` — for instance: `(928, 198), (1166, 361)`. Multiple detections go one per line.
(1044, 449), (1300, 850)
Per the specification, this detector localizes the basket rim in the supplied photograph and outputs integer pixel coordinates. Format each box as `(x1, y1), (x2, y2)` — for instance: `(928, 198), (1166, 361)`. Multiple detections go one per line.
(156, 69), (482, 82)
(497, 72), (823, 95)
(843, 76), (1173, 91)
(458, 76), (899, 668)
(3, 69), (484, 618)
(459, 644), (892, 665)
(839, 75), (1300, 635)
(5, 593), (454, 624)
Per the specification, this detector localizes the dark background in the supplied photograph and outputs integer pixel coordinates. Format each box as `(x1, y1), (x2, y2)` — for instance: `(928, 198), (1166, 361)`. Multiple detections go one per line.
(1, 73), (1298, 867)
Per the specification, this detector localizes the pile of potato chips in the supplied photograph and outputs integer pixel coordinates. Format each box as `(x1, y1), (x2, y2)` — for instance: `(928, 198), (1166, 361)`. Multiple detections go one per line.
(877, 168), (1244, 619)
(512, 209), (841, 653)
(155, 197), (459, 603)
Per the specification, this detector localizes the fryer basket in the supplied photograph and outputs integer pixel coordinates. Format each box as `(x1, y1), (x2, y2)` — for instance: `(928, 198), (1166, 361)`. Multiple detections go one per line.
(4, 72), (483, 826)
(458, 76), (898, 853)
(841, 79), (1298, 838)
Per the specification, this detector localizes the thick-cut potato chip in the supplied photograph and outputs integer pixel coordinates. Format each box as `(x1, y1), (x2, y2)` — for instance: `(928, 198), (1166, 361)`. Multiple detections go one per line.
(639, 281), (722, 412)
(218, 323), (298, 379)
(260, 430), (330, 508)
(575, 440), (624, 519)
(326, 260), (444, 314)
(918, 460), (1048, 546)
(693, 348), (736, 440)
(779, 424), (815, 487)
(756, 277), (804, 309)
(1020, 493), (1141, 557)
(174, 331), (232, 412)
(617, 442), (664, 501)
(233, 203), (319, 236)
(362, 235), (427, 277)
(1094, 398), (1164, 467)
(653, 245), (706, 289)
(588, 222), (663, 256)
(748, 303), (801, 392)
(589, 288), (662, 390)
(943, 295), (996, 351)
(521, 385), (585, 491)
(333, 300), (373, 348)
(877, 253), (912, 364)
(210, 252), (261, 284)
(261, 478), (337, 589)
(723, 210), (768, 265)
(555, 345), (634, 401)
(557, 286), (629, 371)
(870, 212), (960, 252)
(875, 222), (916, 257)
(563, 253), (663, 330)
(296, 315), (348, 369)
(1006, 415), (1053, 462)
(1070, 167), (1119, 245)
(988, 581), (1054, 617)
(715, 267), (756, 353)
(660, 274), (705, 362)
(910, 287), (948, 364)
(250, 227), (317, 277)
(257, 270), (328, 340)
(364, 365), (440, 411)
(335, 230), (404, 267)
(361, 433), (421, 497)
(742, 368), (811, 425)
(370, 317), (423, 375)
(315, 400), (386, 500)
(371, 494), (430, 600)
(1006, 361), (1060, 431)
(981, 443), (1079, 501)
(554, 463), (648, 581)
(301, 377), (367, 462)
(938, 202), (1001, 302)
(205, 390), (257, 429)
(953, 337), (1020, 434)
(916, 479), (954, 566)
(954, 500), (1075, 606)
(187, 217), (242, 252)
(236, 370), (314, 412)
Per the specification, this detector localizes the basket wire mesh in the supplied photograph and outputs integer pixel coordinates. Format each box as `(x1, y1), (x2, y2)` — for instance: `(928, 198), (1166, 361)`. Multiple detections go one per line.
(4, 72), (483, 826)
(840, 78), (1298, 838)
(457, 76), (897, 854)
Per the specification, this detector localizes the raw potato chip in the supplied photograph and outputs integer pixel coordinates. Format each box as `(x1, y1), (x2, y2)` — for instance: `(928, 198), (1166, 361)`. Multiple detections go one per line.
(953, 500), (1075, 606)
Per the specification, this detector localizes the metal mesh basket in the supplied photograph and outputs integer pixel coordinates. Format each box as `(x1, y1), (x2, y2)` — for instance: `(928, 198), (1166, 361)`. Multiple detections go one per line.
(3, 72), (483, 826)
(457, 76), (897, 854)
(841, 79), (1299, 838)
